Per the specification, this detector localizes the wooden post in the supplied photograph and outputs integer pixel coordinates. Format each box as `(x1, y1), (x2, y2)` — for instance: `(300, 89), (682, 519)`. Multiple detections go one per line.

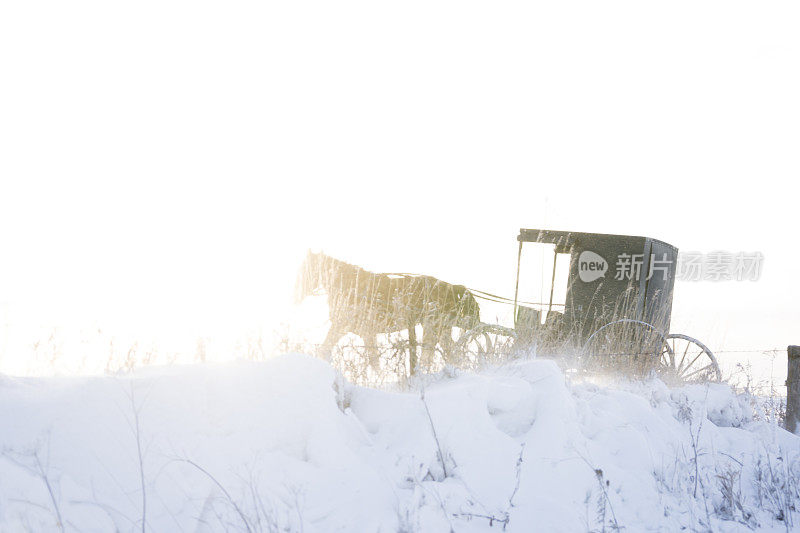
(513, 241), (523, 328)
(787, 346), (800, 434)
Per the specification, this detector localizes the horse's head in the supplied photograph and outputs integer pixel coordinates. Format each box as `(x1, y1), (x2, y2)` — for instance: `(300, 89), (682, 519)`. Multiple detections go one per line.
(295, 250), (323, 304)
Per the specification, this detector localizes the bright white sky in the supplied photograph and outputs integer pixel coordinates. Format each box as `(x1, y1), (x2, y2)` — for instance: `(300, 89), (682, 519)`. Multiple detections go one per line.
(1, 1), (798, 377)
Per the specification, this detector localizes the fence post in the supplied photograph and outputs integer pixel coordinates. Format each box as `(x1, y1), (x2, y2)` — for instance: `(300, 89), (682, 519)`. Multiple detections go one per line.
(787, 346), (800, 434)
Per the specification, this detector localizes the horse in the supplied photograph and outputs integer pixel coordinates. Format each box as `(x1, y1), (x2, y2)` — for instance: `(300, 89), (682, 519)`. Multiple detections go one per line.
(295, 251), (480, 373)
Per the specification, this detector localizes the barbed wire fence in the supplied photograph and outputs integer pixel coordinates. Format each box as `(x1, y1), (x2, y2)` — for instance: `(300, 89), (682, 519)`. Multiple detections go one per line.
(280, 315), (791, 390)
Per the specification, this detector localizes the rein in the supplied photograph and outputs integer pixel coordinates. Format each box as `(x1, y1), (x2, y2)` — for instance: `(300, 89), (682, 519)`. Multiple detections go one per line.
(376, 272), (557, 308)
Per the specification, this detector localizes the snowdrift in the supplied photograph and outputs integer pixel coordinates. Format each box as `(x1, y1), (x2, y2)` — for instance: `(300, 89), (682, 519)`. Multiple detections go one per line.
(1, 354), (798, 532)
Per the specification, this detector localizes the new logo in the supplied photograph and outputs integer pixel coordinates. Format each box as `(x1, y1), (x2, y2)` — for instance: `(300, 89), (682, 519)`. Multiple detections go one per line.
(578, 251), (607, 282)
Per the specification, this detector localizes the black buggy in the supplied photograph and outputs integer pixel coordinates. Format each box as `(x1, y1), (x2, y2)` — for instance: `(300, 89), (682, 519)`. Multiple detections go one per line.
(458, 229), (721, 383)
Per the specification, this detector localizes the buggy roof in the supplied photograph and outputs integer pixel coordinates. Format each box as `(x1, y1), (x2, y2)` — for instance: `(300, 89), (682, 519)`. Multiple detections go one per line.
(517, 228), (677, 254)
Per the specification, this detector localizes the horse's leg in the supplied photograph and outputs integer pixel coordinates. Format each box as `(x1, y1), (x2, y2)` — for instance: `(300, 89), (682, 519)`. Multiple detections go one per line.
(407, 321), (418, 376)
(422, 320), (438, 367)
(320, 321), (345, 362)
(439, 323), (456, 364)
(364, 331), (381, 371)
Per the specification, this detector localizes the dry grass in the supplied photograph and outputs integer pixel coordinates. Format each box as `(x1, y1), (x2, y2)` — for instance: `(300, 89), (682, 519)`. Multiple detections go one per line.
(283, 284), (717, 389)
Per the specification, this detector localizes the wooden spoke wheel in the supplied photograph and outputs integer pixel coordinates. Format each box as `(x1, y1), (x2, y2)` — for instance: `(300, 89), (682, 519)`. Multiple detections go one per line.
(583, 319), (667, 376)
(455, 324), (516, 366)
(660, 334), (722, 383)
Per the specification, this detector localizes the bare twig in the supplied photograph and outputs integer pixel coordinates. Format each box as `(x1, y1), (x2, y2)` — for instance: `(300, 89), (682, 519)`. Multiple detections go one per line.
(2, 441), (65, 533)
(453, 511), (509, 528)
(34, 450), (65, 533)
(508, 443), (525, 509)
(420, 389), (449, 479)
(179, 458), (253, 533)
(127, 384), (147, 533)
(575, 451), (621, 531)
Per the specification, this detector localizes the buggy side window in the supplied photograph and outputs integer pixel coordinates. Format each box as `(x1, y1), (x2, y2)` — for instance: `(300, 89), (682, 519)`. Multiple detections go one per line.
(550, 253), (571, 318)
(516, 244), (570, 324)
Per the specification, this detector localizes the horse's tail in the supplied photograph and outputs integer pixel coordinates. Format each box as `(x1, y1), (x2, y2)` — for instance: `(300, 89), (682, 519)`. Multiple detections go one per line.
(455, 285), (481, 328)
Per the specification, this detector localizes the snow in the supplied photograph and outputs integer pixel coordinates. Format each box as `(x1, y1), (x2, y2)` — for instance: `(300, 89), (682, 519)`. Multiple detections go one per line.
(1, 354), (798, 532)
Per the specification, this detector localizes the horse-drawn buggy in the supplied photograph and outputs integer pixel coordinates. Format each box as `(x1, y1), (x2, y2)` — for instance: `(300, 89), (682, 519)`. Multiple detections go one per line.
(296, 229), (721, 384)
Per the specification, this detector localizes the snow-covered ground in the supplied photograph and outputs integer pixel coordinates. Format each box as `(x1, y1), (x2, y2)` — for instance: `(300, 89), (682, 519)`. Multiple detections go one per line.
(1, 354), (798, 532)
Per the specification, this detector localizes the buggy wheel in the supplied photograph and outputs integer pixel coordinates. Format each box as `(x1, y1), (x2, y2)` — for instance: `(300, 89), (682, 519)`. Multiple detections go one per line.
(455, 324), (516, 367)
(660, 334), (721, 383)
(583, 319), (667, 376)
